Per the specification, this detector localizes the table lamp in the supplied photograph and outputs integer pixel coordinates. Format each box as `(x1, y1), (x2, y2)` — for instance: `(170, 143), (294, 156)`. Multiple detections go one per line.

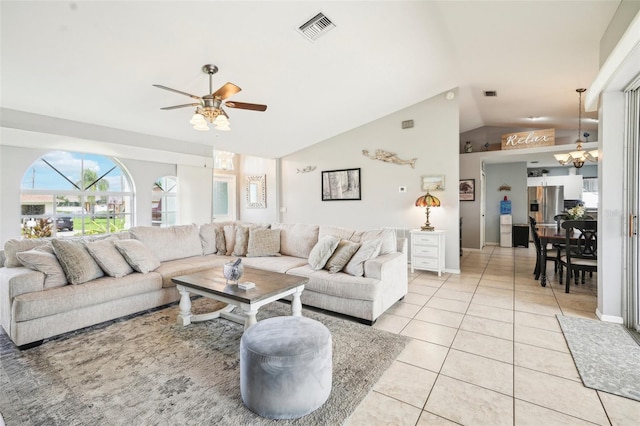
(415, 192), (441, 231)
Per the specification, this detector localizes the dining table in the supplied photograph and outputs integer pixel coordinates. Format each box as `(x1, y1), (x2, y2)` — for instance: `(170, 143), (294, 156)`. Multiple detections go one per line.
(536, 226), (580, 287)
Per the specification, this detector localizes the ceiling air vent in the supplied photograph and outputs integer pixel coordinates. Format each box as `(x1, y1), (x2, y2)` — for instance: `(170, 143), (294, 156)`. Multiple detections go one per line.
(483, 90), (498, 97)
(298, 12), (336, 41)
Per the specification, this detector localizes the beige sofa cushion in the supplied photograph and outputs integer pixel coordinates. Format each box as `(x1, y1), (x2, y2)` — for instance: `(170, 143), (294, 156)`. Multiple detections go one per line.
(287, 265), (381, 301)
(114, 239), (161, 274)
(343, 239), (382, 277)
(351, 229), (396, 255)
(199, 223), (218, 255)
(15, 248), (67, 288)
(308, 236), (340, 270)
(318, 225), (355, 241)
(51, 239), (104, 285)
(247, 228), (281, 257)
(4, 238), (51, 268)
(12, 272), (162, 322)
(324, 239), (361, 273)
(85, 237), (134, 278)
(130, 224), (203, 262)
(272, 223), (319, 258)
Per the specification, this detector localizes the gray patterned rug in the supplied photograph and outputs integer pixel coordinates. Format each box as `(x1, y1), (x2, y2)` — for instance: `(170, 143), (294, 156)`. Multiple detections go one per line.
(0, 299), (409, 425)
(557, 315), (640, 402)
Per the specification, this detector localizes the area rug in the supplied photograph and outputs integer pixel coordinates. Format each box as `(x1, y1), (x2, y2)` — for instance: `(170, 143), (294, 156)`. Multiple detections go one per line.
(0, 300), (409, 425)
(557, 315), (640, 402)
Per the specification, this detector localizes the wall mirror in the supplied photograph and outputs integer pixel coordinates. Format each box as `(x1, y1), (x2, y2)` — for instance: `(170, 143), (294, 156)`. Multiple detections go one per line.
(246, 175), (266, 208)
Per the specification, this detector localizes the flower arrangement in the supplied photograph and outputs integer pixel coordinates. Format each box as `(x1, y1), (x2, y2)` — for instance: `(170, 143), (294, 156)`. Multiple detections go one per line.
(566, 205), (586, 220)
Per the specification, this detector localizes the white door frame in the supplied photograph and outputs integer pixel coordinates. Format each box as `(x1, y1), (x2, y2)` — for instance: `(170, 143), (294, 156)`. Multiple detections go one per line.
(212, 174), (237, 222)
(481, 169), (486, 249)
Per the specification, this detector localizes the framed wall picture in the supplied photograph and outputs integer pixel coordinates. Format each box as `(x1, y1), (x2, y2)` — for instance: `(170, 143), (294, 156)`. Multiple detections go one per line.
(459, 179), (475, 201)
(322, 168), (361, 201)
(246, 175), (266, 209)
(421, 175), (445, 191)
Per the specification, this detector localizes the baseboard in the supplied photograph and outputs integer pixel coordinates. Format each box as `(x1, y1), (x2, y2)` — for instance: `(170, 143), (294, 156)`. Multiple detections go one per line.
(485, 242), (499, 246)
(596, 309), (624, 324)
(445, 268), (461, 274)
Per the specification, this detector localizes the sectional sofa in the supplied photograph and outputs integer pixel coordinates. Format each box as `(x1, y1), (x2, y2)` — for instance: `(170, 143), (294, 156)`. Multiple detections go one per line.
(0, 222), (407, 348)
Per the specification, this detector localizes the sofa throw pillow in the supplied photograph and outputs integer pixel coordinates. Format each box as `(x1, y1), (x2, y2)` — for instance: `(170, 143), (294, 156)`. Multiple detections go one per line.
(113, 239), (161, 274)
(215, 227), (227, 256)
(307, 235), (340, 270)
(343, 238), (382, 277)
(85, 238), (134, 278)
(232, 225), (251, 257)
(324, 239), (361, 274)
(51, 239), (104, 285)
(16, 248), (68, 288)
(199, 223), (218, 255)
(247, 228), (281, 257)
(223, 225), (236, 255)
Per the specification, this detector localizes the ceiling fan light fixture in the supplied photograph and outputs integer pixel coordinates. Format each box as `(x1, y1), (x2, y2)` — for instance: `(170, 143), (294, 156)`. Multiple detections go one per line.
(588, 149), (599, 160)
(214, 124), (231, 132)
(213, 114), (229, 126)
(190, 112), (206, 125)
(193, 122), (210, 131)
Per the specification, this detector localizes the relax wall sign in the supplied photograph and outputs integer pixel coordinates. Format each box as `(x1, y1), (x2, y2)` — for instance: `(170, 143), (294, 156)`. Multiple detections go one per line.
(501, 128), (555, 150)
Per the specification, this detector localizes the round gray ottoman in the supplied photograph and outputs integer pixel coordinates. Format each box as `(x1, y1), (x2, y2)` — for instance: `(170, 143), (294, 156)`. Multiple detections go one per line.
(240, 316), (332, 419)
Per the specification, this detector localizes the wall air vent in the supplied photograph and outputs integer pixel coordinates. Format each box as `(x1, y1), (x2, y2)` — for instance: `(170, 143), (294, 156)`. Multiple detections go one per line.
(483, 90), (498, 97)
(298, 12), (336, 41)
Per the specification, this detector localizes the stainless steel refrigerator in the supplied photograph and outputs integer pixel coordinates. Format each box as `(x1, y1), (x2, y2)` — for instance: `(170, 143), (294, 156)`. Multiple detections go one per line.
(528, 186), (564, 225)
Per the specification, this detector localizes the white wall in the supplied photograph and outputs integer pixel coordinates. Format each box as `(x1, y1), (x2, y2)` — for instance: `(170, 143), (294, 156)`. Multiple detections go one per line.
(176, 164), (213, 226)
(597, 91), (625, 323)
(281, 91), (460, 273)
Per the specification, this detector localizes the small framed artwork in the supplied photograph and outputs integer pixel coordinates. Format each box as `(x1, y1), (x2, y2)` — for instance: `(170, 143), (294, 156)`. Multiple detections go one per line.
(421, 175), (445, 191)
(459, 179), (475, 201)
(322, 168), (361, 201)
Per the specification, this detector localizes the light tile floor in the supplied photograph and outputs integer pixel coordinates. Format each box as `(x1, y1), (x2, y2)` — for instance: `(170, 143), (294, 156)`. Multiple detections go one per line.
(346, 245), (640, 426)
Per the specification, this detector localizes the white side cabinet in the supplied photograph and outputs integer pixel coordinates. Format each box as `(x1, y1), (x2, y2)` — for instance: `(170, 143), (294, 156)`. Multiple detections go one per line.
(410, 230), (445, 276)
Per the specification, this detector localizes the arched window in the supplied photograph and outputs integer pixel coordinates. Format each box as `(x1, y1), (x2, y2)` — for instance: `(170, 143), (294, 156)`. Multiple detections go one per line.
(20, 151), (134, 238)
(152, 176), (177, 227)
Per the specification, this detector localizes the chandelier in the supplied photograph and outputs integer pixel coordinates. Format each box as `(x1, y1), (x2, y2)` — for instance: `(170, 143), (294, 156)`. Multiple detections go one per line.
(553, 88), (598, 168)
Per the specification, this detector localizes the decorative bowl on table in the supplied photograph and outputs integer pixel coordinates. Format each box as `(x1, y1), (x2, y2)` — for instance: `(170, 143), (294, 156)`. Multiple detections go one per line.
(223, 261), (244, 285)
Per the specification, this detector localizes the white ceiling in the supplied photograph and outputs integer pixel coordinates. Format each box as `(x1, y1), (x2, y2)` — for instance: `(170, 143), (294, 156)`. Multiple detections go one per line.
(0, 1), (619, 159)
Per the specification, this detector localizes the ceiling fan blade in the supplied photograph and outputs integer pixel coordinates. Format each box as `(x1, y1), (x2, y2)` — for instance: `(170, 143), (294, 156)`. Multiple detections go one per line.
(212, 82), (241, 100)
(224, 101), (267, 112)
(160, 103), (201, 110)
(153, 84), (202, 100)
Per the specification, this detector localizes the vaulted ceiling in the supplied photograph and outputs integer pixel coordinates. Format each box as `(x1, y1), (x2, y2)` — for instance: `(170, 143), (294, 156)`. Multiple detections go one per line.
(0, 1), (619, 159)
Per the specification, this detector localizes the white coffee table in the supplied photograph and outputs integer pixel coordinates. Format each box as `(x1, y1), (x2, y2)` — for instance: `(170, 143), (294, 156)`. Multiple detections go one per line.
(171, 266), (307, 330)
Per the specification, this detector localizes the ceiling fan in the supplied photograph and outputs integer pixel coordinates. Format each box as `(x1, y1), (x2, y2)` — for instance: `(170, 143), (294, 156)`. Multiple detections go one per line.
(153, 64), (267, 131)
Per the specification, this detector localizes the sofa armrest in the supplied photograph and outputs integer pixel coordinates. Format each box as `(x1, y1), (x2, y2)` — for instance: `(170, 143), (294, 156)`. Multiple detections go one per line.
(364, 251), (406, 280)
(396, 238), (407, 254)
(0, 267), (45, 336)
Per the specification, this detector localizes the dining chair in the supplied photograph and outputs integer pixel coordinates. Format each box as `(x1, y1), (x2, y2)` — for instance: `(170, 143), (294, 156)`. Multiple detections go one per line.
(529, 216), (560, 280)
(558, 220), (597, 293)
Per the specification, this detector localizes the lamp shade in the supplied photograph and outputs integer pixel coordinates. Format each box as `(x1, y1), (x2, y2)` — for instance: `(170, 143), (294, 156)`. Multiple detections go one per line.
(415, 193), (441, 208)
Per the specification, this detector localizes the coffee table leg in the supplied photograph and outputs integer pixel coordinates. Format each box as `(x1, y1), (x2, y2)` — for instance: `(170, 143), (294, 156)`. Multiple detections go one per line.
(177, 285), (192, 326)
(291, 286), (303, 317)
(244, 308), (258, 330)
